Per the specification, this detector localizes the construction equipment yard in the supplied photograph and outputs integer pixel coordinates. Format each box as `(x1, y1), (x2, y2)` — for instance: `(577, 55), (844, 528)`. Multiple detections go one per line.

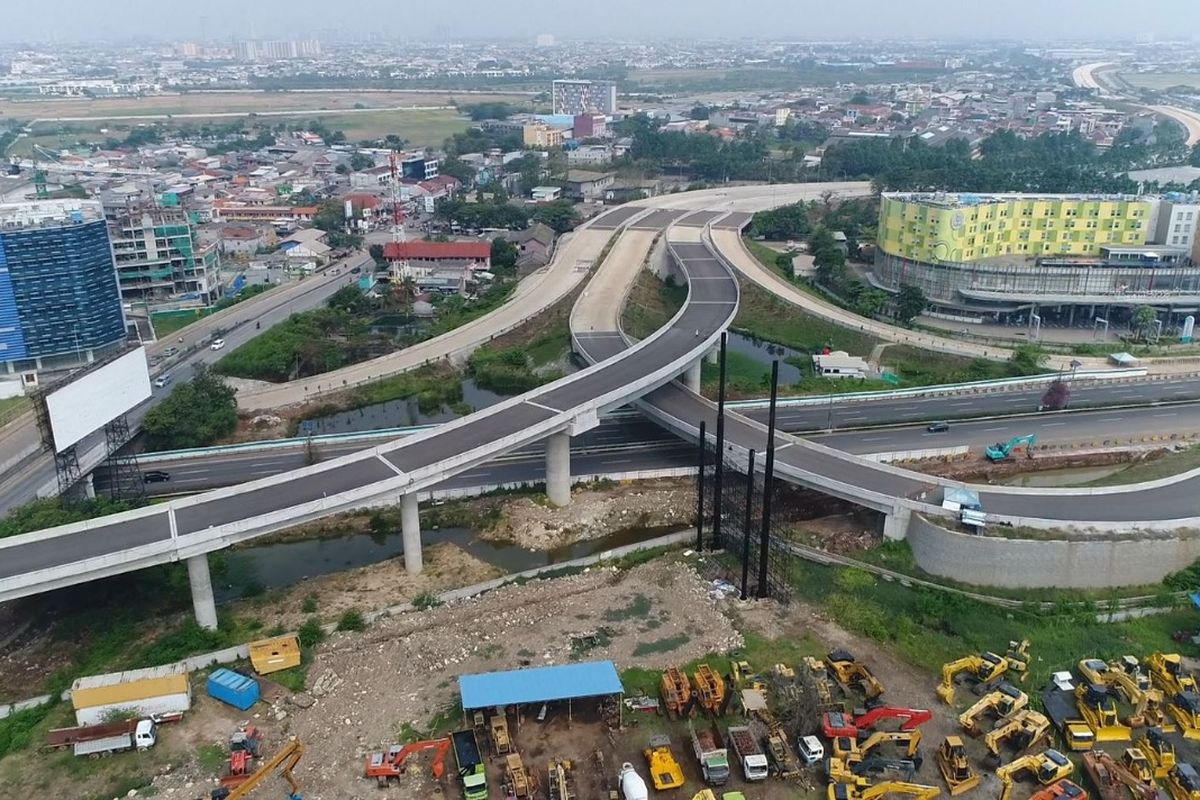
(9, 552), (1200, 800)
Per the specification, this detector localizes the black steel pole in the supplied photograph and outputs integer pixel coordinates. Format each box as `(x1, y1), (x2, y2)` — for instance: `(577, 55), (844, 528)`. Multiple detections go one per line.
(740, 449), (757, 601)
(695, 419), (707, 551)
(712, 333), (728, 548)
(757, 360), (780, 599)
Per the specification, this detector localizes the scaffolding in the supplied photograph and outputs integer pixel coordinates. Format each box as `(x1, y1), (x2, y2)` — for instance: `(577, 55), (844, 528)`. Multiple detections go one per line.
(102, 413), (144, 502)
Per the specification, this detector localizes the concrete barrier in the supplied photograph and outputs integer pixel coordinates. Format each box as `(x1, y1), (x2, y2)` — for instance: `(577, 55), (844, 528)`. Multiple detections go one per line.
(862, 446), (969, 463)
(908, 514), (1200, 589)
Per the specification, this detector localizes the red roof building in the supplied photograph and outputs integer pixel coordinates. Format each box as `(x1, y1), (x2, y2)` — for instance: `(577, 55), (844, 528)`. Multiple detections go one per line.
(383, 241), (491, 262)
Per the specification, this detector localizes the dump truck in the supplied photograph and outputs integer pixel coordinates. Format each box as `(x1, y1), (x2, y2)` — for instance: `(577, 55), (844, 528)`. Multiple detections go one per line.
(452, 729), (488, 800)
(689, 720), (730, 786)
(72, 718), (157, 757)
(644, 734), (684, 790)
(618, 761), (649, 800)
(1042, 685), (1097, 751)
(727, 726), (769, 781)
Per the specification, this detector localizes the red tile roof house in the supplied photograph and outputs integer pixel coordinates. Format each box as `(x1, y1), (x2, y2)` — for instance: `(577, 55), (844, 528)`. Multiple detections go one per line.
(383, 240), (492, 281)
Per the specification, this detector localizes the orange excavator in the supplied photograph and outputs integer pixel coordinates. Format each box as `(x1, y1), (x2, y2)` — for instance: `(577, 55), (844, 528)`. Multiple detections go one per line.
(822, 707), (934, 739)
(364, 738), (452, 787)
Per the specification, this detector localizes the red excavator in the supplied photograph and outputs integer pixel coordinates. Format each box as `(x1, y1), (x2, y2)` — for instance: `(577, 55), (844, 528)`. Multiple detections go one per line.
(364, 738), (452, 787)
(822, 707), (934, 739)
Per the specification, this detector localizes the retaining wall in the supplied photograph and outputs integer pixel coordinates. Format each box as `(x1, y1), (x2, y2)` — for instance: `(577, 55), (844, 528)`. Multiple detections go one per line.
(908, 514), (1200, 589)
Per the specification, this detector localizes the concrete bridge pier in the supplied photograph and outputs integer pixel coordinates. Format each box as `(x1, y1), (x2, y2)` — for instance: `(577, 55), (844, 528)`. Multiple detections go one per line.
(546, 431), (571, 507)
(705, 347), (719, 365)
(683, 361), (702, 394)
(187, 554), (218, 631)
(401, 493), (422, 574)
(882, 505), (912, 541)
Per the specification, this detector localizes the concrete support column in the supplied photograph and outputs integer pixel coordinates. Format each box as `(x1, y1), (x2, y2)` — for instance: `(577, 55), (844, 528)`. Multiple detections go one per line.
(82, 473), (96, 500)
(683, 361), (702, 394)
(705, 347), (719, 364)
(401, 493), (422, 575)
(187, 554), (218, 631)
(882, 506), (912, 542)
(545, 431), (571, 507)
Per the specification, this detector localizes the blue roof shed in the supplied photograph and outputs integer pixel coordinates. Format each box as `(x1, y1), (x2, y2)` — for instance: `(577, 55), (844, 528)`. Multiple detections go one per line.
(207, 668), (260, 711)
(459, 660), (624, 710)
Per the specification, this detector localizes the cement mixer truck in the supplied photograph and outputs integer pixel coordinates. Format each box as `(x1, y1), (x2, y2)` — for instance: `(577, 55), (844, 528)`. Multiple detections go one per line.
(618, 761), (649, 800)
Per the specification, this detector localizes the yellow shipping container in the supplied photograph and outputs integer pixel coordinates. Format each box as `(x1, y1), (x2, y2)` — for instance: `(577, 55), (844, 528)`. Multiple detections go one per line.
(72, 673), (189, 712)
(248, 635), (301, 675)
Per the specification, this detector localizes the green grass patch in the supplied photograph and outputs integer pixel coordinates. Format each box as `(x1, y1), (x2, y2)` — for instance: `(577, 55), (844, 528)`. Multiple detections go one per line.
(602, 593), (653, 622)
(784, 555), (1200, 688)
(1077, 446), (1200, 487)
(0, 700), (60, 759)
(0, 395), (30, 427)
(151, 309), (209, 338)
(733, 278), (877, 357)
(632, 634), (692, 658)
(0, 497), (135, 540)
(622, 269), (687, 340)
(196, 743), (228, 773)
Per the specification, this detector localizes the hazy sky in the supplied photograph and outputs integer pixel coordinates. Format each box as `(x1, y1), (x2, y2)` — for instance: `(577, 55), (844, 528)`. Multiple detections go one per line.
(3, 0), (1198, 43)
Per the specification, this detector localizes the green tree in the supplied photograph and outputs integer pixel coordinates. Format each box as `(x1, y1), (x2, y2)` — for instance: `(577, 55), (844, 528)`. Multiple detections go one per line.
(491, 237), (518, 269)
(142, 366), (238, 451)
(1132, 305), (1159, 341)
(895, 283), (927, 325)
(531, 200), (580, 233)
(349, 152), (374, 171)
(850, 91), (871, 105)
(313, 200), (346, 234)
(689, 105), (711, 121)
(1009, 344), (1048, 375)
(334, 163), (349, 175)
(368, 243), (385, 263)
(1190, 143), (1200, 167)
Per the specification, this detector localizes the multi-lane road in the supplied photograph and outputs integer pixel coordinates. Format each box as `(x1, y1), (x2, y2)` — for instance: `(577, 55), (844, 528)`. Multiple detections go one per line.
(0, 256), (365, 514)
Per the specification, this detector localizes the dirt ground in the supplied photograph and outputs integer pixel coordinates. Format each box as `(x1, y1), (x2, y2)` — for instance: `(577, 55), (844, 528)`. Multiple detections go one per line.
(911, 447), (1161, 482)
(483, 481), (696, 549)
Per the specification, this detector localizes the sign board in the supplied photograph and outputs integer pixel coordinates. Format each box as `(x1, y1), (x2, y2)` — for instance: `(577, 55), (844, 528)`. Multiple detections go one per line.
(423, 196), (435, 214)
(43, 347), (152, 452)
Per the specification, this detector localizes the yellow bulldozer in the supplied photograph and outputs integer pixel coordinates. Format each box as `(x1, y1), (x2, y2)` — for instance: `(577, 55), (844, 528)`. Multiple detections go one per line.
(935, 736), (979, 796)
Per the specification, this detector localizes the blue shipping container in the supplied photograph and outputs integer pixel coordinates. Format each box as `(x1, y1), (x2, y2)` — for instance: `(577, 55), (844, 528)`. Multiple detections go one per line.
(207, 668), (260, 711)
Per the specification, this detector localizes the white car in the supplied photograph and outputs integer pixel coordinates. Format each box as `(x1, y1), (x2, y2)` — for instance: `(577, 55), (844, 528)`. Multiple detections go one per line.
(209, 338), (226, 351)
(153, 374), (172, 389)
(797, 735), (824, 766)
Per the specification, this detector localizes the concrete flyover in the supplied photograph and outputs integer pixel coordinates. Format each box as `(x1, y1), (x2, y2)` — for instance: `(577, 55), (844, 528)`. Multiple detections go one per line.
(0, 206), (737, 629)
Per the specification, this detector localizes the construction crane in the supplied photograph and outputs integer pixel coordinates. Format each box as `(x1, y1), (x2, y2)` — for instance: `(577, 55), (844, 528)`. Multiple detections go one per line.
(935, 736), (979, 796)
(1082, 749), (1159, 800)
(363, 737), (451, 786)
(826, 650), (885, 701)
(984, 709), (1051, 758)
(1137, 727), (1177, 780)
(986, 434), (1037, 462)
(959, 683), (1028, 735)
(936, 641), (1030, 704)
(211, 739), (304, 800)
(996, 749), (1074, 800)
(827, 780), (942, 800)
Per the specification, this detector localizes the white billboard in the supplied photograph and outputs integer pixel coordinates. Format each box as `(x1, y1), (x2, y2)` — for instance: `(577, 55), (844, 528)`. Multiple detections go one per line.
(45, 347), (152, 452)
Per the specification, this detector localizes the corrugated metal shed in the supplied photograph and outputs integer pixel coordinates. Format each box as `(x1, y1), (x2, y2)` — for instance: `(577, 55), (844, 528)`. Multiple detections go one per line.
(459, 660), (623, 710)
(248, 635), (301, 675)
(207, 668), (260, 711)
(72, 669), (189, 711)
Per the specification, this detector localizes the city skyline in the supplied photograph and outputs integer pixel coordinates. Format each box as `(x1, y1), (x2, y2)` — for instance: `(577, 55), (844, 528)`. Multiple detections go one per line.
(0, 0), (1197, 43)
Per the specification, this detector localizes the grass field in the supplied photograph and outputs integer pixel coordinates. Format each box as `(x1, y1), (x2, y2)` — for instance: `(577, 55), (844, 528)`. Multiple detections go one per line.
(10, 108), (473, 151)
(0, 90), (533, 120)
(1120, 72), (1200, 91)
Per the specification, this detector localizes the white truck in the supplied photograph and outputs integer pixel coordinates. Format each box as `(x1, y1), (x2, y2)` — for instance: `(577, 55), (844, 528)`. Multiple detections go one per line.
(689, 720), (731, 786)
(618, 761), (649, 800)
(73, 719), (157, 757)
(727, 725), (769, 781)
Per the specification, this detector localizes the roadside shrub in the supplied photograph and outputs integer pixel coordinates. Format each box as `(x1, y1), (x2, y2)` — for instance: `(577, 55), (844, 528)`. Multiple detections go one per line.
(336, 608), (367, 632)
(301, 594), (318, 614)
(297, 616), (325, 648)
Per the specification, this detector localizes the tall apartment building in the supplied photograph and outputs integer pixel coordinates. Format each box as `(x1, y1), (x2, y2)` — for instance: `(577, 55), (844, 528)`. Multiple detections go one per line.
(551, 79), (617, 116)
(872, 192), (1200, 318)
(106, 207), (220, 305)
(234, 39), (321, 61)
(0, 200), (127, 373)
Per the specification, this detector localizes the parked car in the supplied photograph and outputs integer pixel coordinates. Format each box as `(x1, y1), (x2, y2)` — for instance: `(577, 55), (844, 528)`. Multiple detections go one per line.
(162, 346), (179, 357)
(142, 471), (171, 484)
(153, 374), (172, 389)
(209, 338), (226, 351)
(926, 421), (950, 433)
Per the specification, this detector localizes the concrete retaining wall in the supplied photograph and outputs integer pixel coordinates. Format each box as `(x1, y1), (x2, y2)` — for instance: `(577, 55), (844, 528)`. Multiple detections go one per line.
(908, 514), (1200, 589)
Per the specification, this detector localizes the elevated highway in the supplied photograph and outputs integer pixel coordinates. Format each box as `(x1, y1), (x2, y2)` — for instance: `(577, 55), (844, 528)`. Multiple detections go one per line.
(9, 183), (1200, 628)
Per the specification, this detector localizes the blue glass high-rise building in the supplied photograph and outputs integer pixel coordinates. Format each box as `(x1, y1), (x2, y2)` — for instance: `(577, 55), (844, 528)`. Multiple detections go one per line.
(0, 201), (126, 373)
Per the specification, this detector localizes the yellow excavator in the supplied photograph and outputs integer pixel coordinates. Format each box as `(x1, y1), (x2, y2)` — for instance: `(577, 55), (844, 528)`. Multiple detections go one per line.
(1167, 691), (1200, 741)
(1075, 684), (1131, 742)
(984, 709), (1051, 758)
(826, 650), (885, 701)
(960, 683), (1028, 735)
(996, 749), (1073, 800)
(935, 736), (979, 796)
(211, 739), (304, 800)
(1079, 657), (1172, 730)
(1148, 654), (1200, 697)
(936, 641), (1030, 705)
(1137, 726), (1177, 780)
(828, 781), (942, 800)
(833, 729), (923, 762)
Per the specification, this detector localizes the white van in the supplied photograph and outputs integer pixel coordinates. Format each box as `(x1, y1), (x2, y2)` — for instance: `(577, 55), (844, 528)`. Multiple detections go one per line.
(797, 735), (824, 765)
